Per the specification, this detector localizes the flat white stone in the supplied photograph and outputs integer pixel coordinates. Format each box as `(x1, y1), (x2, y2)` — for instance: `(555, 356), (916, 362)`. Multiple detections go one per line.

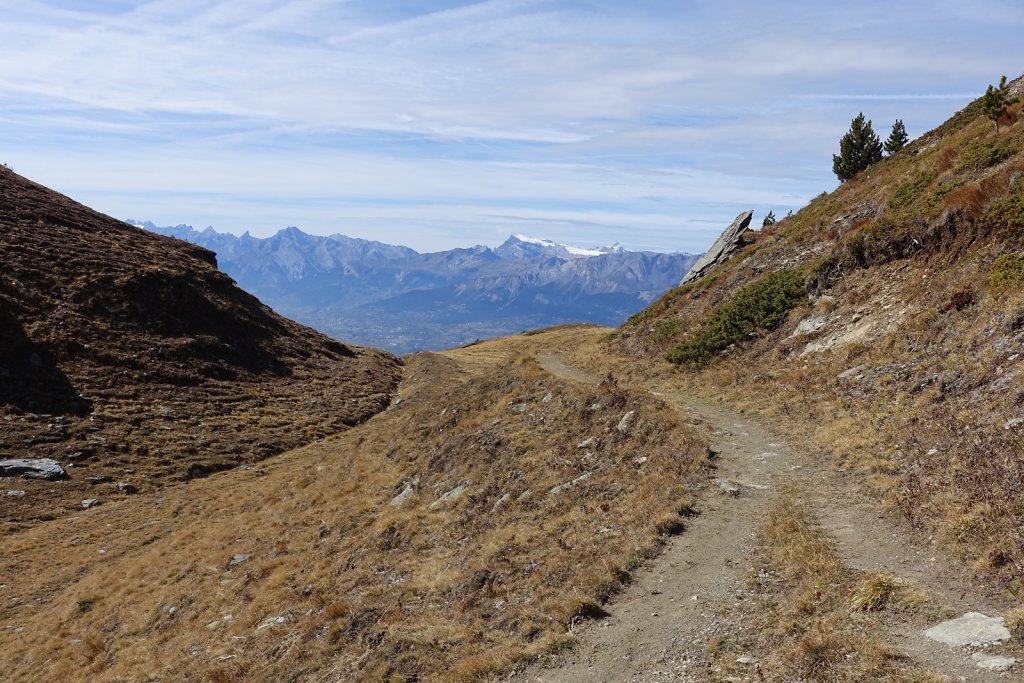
(971, 653), (1016, 672)
(923, 612), (1010, 647)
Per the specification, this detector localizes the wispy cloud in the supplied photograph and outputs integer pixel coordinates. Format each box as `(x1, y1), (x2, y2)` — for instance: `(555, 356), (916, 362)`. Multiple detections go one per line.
(1, 1), (1022, 252)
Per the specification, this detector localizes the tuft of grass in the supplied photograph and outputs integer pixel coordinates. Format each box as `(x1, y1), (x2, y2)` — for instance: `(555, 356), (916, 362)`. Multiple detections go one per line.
(1005, 606), (1024, 640)
(76, 598), (98, 614)
(666, 269), (806, 367)
(851, 571), (928, 613)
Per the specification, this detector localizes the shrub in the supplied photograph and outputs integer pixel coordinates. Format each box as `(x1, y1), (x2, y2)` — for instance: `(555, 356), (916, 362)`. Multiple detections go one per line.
(957, 139), (1014, 172)
(939, 288), (976, 313)
(652, 319), (681, 343)
(984, 186), (1024, 242)
(889, 172), (936, 212)
(990, 253), (1024, 294)
(666, 269), (806, 367)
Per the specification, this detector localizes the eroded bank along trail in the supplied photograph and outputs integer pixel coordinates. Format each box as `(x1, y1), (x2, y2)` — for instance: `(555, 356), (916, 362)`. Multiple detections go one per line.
(513, 338), (1021, 683)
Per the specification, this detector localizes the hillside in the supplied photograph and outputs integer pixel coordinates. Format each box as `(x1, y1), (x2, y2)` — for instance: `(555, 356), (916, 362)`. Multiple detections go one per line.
(0, 326), (709, 681)
(617, 75), (1024, 591)
(0, 166), (401, 529)
(139, 224), (698, 353)
(6, 77), (1024, 682)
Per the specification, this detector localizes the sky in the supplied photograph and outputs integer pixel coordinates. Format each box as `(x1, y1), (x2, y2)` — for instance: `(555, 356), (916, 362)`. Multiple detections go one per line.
(1, 1), (1022, 254)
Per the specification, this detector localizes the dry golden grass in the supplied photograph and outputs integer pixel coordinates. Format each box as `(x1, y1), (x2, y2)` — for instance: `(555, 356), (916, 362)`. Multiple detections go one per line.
(0, 327), (708, 682)
(1005, 606), (1024, 640)
(749, 490), (943, 683)
(614, 87), (1024, 594)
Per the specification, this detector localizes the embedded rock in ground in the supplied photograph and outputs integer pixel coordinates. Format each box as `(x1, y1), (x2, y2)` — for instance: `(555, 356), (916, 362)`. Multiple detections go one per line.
(549, 472), (592, 496)
(0, 458), (68, 481)
(390, 483), (416, 507)
(923, 612), (1011, 646)
(714, 478), (741, 496)
(228, 553), (251, 567)
(971, 653), (1016, 672)
(679, 210), (754, 285)
(255, 614), (290, 632)
(428, 483), (468, 510)
(617, 410), (636, 434)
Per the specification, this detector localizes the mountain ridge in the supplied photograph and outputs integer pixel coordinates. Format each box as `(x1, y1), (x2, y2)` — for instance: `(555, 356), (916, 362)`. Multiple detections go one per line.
(135, 222), (700, 353)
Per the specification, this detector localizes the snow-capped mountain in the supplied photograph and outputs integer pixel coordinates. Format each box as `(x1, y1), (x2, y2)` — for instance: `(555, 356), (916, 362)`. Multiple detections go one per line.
(134, 222), (699, 353)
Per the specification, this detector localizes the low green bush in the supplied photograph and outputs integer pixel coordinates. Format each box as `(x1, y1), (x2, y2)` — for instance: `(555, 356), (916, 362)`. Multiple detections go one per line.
(889, 172), (936, 212)
(651, 319), (681, 343)
(957, 139), (1014, 172)
(666, 269), (806, 367)
(985, 186), (1024, 242)
(990, 253), (1024, 294)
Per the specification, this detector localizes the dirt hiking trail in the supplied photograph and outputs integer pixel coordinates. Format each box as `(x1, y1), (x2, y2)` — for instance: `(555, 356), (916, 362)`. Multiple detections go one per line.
(514, 349), (1021, 682)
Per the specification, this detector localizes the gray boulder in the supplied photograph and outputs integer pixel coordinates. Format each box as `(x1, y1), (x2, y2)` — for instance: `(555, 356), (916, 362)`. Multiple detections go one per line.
(0, 458), (68, 481)
(680, 210), (754, 285)
(923, 612), (1010, 646)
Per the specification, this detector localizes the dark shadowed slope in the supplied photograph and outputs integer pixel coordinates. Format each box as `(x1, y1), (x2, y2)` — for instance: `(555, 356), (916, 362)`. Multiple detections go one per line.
(0, 166), (402, 529)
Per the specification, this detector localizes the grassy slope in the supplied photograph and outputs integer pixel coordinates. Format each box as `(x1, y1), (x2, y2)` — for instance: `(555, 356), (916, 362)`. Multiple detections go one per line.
(1, 327), (708, 682)
(0, 166), (401, 528)
(617, 77), (1024, 592)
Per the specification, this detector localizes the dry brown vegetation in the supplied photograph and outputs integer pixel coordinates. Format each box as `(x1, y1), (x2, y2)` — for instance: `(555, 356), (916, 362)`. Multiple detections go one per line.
(0, 166), (400, 529)
(617, 75), (1024, 593)
(745, 490), (944, 682)
(0, 327), (709, 681)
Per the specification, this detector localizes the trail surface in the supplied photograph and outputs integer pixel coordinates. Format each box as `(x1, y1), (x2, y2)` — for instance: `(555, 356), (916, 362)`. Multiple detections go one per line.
(518, 350), (1021, 682)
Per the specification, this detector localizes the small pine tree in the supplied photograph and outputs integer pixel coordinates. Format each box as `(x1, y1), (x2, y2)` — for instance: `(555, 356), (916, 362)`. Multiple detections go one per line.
(762, 211), (776, 227)
(884, 119), (909, 155)
(832, 113), (884, 182)
(982, 75), (1011, 132)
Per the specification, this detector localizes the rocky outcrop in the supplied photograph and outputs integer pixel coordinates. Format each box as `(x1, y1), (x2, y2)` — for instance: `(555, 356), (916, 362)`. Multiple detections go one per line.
(0, 459), (68, 481)
(680, 210), (754, 285)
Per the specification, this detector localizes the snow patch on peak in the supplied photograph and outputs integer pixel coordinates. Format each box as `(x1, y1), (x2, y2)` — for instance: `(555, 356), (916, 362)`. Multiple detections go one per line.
(510, 234), (604, 257)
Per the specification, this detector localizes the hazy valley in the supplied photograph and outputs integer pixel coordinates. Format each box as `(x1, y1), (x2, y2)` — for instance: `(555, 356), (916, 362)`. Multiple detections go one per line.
(136, 223), (698, 354)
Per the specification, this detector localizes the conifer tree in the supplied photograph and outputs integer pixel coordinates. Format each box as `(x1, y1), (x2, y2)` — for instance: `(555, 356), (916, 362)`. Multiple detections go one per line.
(982, 75), (1011, 132)
(832, 113), (883, 182)
(884, 119), (909, 155)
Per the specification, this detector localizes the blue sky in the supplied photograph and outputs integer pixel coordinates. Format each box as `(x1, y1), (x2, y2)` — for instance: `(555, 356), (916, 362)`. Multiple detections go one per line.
(1, 1), (1021, 253)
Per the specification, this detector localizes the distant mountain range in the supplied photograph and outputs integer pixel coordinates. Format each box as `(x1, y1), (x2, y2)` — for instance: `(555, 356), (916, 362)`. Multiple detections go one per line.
(133, 222), (700, 353)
